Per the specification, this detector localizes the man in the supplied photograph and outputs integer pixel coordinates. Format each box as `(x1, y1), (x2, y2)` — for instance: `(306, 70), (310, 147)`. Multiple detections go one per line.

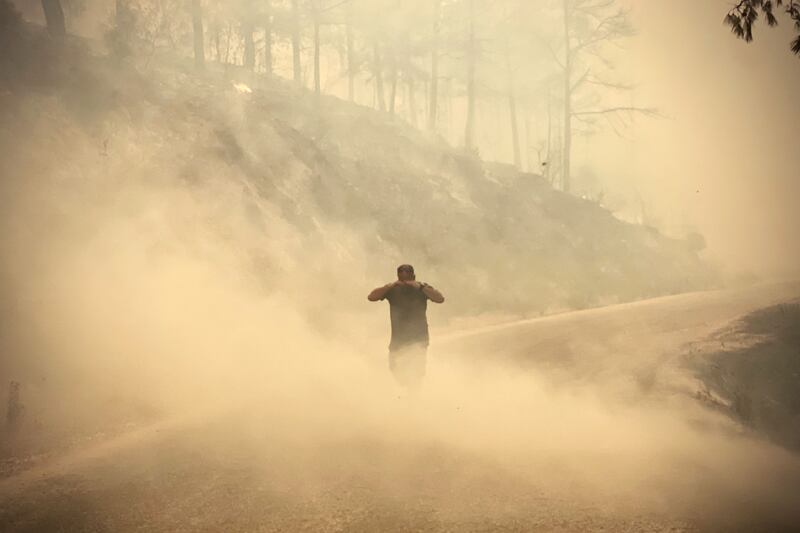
(367, 264), (445, 389)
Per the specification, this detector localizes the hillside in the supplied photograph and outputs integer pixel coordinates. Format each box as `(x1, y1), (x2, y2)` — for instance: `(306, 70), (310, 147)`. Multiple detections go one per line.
(689, 298), (800, 451)
(0, 6), (722, 363)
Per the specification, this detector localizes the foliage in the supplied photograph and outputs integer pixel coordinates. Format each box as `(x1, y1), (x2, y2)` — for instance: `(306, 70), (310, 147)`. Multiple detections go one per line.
(724, 0), (800, 55)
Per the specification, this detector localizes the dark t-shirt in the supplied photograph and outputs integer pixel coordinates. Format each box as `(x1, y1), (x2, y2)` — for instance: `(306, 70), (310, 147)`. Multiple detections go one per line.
(382, 284), (430, 350)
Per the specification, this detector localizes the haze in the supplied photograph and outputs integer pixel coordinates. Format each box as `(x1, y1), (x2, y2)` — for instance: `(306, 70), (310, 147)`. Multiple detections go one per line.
(1, 1), (799, 532)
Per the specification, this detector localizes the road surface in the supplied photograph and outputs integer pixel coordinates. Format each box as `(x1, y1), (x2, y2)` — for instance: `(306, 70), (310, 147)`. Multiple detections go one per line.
(2, 280), (800, 532)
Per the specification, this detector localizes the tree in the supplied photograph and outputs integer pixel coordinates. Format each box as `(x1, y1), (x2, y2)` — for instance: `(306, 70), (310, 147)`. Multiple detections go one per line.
(113, 0), (193, 62)
(243, 20), (255, 70)
(349, 0), (398, 111)
(724, 0), (800, 55)
(561, 0), (572, 191)
(312, 0), (321, 94)
(291, 0), (302, 85)
(372, 40), (386, 110)
(313, 0), (361, 97)
(428, 0), (442, 130)
(190, 0), (205, 68)
(464, 0), (477, 151)
(264, 0), (273, 74)
(345, 0), (356, 100)
(554, 0), (655, 193)
(465, 0), (555, 170)
(503, 35), (521, 168)
(223, 0), (262, 71)
(406, 49), (419, 125)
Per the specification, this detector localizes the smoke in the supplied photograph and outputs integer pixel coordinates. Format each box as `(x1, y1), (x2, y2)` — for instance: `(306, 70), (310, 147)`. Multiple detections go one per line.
(1, 6), (799, 530)
(3, 123), (799, 526)
(581, 0), (800, 279)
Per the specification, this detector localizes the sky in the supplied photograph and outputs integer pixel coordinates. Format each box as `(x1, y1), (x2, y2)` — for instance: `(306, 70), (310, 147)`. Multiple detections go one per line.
(582, 0), (800, 278)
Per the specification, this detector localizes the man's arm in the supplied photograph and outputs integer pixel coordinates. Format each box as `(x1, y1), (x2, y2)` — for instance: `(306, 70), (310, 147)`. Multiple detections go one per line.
(368, 282), (399, 302)
(421, 283), (445, 304)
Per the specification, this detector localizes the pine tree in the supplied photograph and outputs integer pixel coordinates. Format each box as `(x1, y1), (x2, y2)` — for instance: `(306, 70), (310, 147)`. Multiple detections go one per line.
(724, 0), (800, 55)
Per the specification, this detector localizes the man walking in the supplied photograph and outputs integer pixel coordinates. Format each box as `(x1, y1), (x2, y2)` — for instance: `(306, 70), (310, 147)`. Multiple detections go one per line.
(368, 264), (445, 389)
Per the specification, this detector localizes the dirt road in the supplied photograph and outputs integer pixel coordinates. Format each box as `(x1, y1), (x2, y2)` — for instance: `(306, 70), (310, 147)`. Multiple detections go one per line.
(2, 280), (800, 532)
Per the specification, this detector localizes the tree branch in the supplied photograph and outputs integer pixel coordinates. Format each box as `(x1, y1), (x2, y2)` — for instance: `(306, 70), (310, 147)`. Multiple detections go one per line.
(570, 68), (591, 93)
(572, 106), (661, 117)
(585, 75), (633, 90)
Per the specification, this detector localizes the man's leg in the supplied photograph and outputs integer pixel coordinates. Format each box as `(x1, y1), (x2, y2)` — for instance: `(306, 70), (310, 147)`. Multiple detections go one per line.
(388, 343), (427, 390)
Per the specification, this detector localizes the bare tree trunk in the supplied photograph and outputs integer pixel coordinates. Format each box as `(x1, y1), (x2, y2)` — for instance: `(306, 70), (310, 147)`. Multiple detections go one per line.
(464, 0), (476, 151)
(225, 23), (233, 64)
(422, 79), (429, 123)
(212, 20), (220, 61)
(428, 0), (441, 130)
(41, 0), (66, 38)
(312, 1), (321, 95)
(191, 0), (205, 69)
(407, 72), (418, 127)
(504, 40), (520, 168)
(243, 19), (255, 70)
(524, 112), (531, 172)
(508, 90), (520, 167)
(373, 42), (386, 111)
(552, 96), (563, 187)
(562, 0), (572, 193)
(264, 0), (273, 74)
(389, 51), (398, 114)
(445, 77), (454, 139)
(291, 0), (302, 86)
(346, 1), (356, 101)
(546, 87), (553, 182)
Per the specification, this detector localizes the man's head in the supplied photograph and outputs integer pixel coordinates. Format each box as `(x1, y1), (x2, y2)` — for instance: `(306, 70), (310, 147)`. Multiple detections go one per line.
(397, 264), (415, 281)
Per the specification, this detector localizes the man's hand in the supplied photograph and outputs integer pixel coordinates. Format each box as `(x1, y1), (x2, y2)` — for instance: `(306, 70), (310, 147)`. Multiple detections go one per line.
(369, 282), (400, 301)
(421, 282), (445, 303)
(400, 280), (422, 289)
